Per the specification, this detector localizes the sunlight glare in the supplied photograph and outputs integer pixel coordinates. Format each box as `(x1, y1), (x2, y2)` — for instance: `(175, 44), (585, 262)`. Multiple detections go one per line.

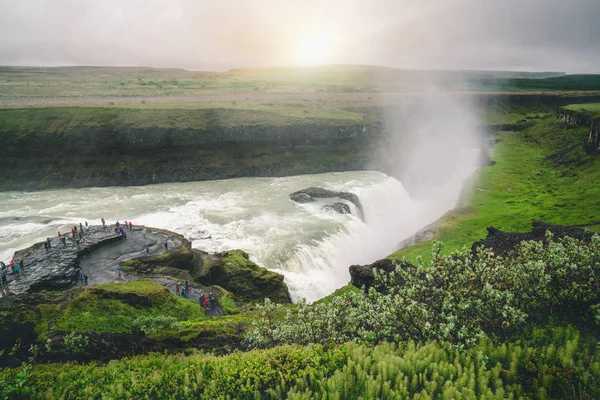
(294, 33), (332, 66)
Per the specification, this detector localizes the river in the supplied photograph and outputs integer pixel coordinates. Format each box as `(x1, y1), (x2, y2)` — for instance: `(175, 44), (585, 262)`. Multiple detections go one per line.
(0, 169), (475, 302)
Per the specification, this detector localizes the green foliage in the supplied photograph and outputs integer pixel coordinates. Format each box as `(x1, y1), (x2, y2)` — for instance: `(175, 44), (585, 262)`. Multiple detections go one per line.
(53, 281), (206, 333)
(1, 326), (598, 399)
(247, 234), (600, 349)
(132, 315), (183, 335)
(62, 333), (89, 355)
(218, 295), (239, 315)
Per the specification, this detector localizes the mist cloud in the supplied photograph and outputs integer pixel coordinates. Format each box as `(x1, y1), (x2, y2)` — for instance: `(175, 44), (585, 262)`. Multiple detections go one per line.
(0, 0), (598, 72)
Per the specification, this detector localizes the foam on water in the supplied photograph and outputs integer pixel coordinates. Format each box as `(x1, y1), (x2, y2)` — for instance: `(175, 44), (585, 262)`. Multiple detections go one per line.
(0, 168), (476, 302)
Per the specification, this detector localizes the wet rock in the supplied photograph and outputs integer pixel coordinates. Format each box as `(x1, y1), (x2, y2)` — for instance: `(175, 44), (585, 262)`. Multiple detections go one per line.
(290, 187), (364, 219)
(323, 202), (352, 215)
(289, 192), (315, 203)
(6, 227), (123, 294)
(201, 250), (292, 304)
(471, 220), (596, 257)
(5, 225), (190, 294)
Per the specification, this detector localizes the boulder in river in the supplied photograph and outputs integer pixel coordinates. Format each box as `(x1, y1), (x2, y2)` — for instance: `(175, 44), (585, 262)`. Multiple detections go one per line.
(289, 187), (364, 219)
(323, 202), (352, 215)
(289, 192), (315, 203)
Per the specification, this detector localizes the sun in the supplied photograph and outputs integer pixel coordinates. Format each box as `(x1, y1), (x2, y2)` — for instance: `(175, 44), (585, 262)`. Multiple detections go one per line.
(294, 33), (332, 66)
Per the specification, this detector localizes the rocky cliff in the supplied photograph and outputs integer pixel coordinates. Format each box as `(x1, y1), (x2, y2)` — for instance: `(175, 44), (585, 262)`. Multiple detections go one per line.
(0, 112), (380, 191)
(557, 109), (600, 152)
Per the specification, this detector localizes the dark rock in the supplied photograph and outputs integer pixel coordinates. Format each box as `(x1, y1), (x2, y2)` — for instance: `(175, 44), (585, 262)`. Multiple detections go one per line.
(471, 220), (596, 257)
(6, 226), (123, 294)
(200, 250), (292, 304)
(323, 202), (352, 215)
(350, 258), (396, 290)
(290, 192), (315, 203)
(290, 187), (364, 219)
(557, 109), (600, 153)
(6, 225), (191, 294)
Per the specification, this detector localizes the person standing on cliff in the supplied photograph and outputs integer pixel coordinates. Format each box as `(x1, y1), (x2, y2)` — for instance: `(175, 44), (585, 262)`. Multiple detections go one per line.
(1, 269), (7, 287)
(128, 221), (133, 230)
(83, 273), (88, 285)
(175, 284), (180, 296)
(61, 236), (67, 246)
(101, 217), (106, 228)
(47, 237), (52, 249)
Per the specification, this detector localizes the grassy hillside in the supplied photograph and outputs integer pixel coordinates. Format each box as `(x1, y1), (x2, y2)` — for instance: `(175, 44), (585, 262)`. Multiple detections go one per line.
(2, 326), (597, 399)
(390, 113), (600, 262)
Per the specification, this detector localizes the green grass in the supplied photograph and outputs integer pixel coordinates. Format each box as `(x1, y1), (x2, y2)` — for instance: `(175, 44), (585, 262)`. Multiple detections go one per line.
(313, 284), (361, 306)
(53, 281), (206, 333)
(2, 325), (597, 399)
(0, 105), (365, 135)
(390, 116), (600, 262)
(563, 102), (600, 118)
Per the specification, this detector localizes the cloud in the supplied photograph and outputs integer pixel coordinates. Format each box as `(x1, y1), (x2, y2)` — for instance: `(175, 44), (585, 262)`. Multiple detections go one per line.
(0, 0), (598, 72)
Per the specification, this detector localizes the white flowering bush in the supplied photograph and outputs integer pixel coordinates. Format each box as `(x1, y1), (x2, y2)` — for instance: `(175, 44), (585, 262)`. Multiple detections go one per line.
(245, 232), (600, 349)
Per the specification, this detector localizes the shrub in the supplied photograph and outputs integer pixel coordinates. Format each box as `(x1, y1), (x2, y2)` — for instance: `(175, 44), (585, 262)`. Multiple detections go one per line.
(2, 327), (598, 399)
(62, 333), (89, 355)
(245, 233), (600, 349)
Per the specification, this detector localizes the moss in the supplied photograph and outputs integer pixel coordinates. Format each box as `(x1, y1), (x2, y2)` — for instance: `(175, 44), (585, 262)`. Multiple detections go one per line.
(202, 250), (291, 304)
(53, 281), (206, 333)
(218, 296), (239, 315)
(35, 304), (62, 341)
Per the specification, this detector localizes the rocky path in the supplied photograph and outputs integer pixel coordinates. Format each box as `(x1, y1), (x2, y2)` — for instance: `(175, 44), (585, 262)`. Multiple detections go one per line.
(4, 226), (123, 294)
(2, 224), (224, 315)
(76, 225), (183, 287)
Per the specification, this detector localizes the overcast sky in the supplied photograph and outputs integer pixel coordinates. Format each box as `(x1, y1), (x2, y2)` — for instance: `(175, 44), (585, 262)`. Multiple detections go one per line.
(1, 0), (599, 73)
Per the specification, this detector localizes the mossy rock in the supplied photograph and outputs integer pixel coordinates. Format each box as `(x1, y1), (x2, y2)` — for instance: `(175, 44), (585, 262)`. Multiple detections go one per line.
(200, 250), (291, 304)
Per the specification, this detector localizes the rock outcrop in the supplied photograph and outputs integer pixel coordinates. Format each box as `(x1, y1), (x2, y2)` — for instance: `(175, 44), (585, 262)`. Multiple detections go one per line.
(200, 250), (292, 304)
(3, 225), (193, 294)
(349, 258), (396, 290)
(557, 109), (600, 152)
(323, 202), (352, 215)
(471, 220), (596, 257)
(349, 258), (415, 292)
(6, 227), (123, 293)
(290, 187), (364, 219)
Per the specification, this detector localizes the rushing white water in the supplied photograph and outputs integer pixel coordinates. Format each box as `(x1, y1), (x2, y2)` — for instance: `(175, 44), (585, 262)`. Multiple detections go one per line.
(0, 167), (477, 302)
